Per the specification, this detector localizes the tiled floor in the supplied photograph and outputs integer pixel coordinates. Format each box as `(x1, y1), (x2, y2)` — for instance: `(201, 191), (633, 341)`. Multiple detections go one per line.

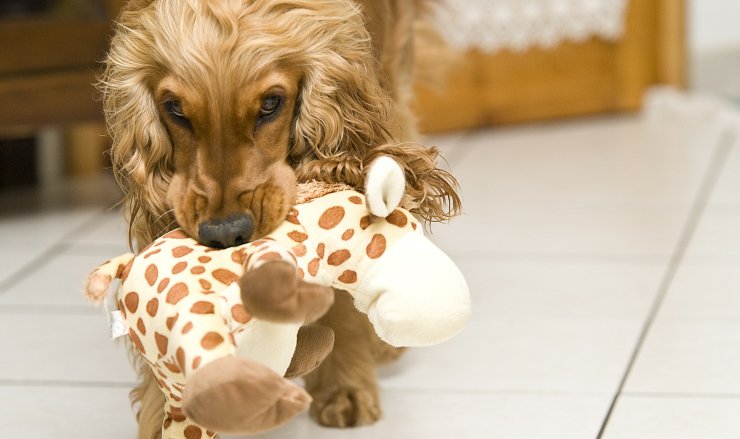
(2, 92), (740, 438)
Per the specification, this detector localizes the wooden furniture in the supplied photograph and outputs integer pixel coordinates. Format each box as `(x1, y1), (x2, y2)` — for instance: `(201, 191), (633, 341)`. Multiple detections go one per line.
(0, 1), (125, 177)
(0, 2), (125, 130)
(414, 0), (686, 132)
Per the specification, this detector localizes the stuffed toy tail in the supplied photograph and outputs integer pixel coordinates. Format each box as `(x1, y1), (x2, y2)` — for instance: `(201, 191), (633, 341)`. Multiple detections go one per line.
(84, 253), (135, 305)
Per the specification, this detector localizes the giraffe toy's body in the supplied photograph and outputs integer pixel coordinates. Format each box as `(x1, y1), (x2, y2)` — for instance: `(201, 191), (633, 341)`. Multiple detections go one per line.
(87, 182), (470, 438)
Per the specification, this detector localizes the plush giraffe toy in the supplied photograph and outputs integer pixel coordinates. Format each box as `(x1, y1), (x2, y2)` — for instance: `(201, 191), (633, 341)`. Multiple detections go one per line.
(85, 157), (471, 438)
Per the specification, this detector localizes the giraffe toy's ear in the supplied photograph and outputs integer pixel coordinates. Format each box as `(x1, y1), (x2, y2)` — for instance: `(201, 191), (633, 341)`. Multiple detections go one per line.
(365, 156), (406, 218)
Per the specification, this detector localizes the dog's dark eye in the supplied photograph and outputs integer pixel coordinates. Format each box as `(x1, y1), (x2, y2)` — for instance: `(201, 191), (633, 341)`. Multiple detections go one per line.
(260, 95), (282, 118)
(165, 100), (188, 124)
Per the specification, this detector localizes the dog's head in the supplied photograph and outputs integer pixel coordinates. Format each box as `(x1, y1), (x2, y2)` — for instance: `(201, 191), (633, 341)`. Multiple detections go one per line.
(102, 0), (396, 248)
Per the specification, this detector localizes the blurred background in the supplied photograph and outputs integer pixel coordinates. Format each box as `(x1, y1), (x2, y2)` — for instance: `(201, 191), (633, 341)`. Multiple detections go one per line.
(2, 1), (740, 438)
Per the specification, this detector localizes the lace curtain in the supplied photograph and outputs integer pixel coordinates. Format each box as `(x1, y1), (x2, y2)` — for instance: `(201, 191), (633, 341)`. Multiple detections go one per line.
(434, 0), (630, 53)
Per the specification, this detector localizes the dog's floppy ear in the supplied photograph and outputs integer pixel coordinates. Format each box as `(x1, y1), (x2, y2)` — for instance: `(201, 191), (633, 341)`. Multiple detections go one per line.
(289, 1), (395, 172)
(99, 2), (174, 248)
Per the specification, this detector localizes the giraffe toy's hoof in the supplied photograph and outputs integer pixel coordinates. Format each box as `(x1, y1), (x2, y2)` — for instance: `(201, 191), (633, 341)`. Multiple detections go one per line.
(183, 356), (311, 434)
(240, 261), (334, 324)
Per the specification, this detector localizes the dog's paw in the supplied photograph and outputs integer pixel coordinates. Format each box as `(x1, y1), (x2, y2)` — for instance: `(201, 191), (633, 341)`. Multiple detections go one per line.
(310, 388), (381, 428)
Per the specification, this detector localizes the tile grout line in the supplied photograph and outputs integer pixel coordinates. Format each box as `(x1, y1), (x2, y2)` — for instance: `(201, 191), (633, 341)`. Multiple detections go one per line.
(623, 391), (740, 400)
(595, 128), (737, 439)
(0, 209), (111, 295)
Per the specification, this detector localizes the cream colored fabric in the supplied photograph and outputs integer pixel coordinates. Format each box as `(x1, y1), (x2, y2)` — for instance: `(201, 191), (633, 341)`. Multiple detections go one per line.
(436, 0), (629, 52)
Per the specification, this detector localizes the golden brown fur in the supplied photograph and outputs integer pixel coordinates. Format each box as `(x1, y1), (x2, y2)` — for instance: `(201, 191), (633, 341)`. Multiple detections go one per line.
(100, 0), (460, 436)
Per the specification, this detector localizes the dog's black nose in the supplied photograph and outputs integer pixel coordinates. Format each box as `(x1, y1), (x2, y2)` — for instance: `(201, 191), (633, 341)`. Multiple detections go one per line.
(198, 214), (254, 248)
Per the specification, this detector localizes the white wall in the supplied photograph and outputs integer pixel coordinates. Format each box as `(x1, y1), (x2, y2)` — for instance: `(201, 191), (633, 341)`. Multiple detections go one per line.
(689, 0), (740, 52)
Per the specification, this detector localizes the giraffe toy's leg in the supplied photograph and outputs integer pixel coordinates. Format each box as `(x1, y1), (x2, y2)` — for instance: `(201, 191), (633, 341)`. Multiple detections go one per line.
(155, 294), (310, 435)
(183, 356), (312, 435)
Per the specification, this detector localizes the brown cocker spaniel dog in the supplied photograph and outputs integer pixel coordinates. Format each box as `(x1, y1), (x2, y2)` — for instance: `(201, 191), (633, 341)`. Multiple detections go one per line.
(100, 0), (460, 436)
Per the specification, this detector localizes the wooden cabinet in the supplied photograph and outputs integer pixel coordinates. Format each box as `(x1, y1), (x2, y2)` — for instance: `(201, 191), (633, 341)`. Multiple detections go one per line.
(0, 1), (124, 131)
(414, 0), (686, 132)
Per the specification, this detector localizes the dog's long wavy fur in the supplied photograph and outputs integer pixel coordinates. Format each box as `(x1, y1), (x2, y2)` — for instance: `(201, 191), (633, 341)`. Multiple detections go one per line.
(99, 0), (459, 436)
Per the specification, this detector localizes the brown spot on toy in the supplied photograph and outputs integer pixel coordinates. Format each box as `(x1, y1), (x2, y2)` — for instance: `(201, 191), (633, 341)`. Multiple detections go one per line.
(172, 261), (187, 274)
(166, 314), (179, 330)
(198, 256), (211, 264)
(212, 269), (238, 285)
(157, 278), (170, 293)
(296, 267), (305, 280)
(176, 347), (186, 371)
(166, 283), (189, 304)
(124, 292), (139, 313)
(367, 234), (386, 259)
(328, 249), (351, 266)
(136, 318), (147, 335)
(231, 249), (246, 264)
(386, 209), (408, 227)
(360, 215), (372, 230)
(192, 356), (202, 370)
(412, 222), (418, 230)
(317, 243), (325, 258)
(170, 406), (187, 422)
(342, 229), (354, 240)
(191, 301), (215, 314)
(182, 322), (193, 334)
(143, 248), (161, 259)
(145, 264), (158, 286)
(308, 258), (320, 276)
(201, 332), (224, 350)
(120, 260), (133, 281)
(184, 425), (202, 439)
(172, 246), (193, 258)
(155, 332), (168, 355)
(349, 195), (362, 204)
(164, 230), (188, 239)
(319, 206), (345, 229)
(199, 279), (212, 291)
(190, 266), (205, 275)
(293, 244), (307, 257)
(288, 230), (308, 243)
(231, 304), (250, 324)
(146, 298), (159, 317)
(129, 330), (146, 354)
(286, 208), (300, 224)
(338, 270), (358, 283)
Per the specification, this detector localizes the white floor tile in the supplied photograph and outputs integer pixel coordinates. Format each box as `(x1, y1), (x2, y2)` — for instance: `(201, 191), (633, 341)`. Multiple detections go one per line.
(452, 115), (718, 210)
(683, 210), (740, 260)
(0, 312), (136, 383)
(657, 263), (740, 322)
(0, 247), (123, 308)
(64, 211), (130, 248)
(0, 386), (136, 439)
(378, 316), (641, 393)
(0, 208), (99, 245)
(457, 258), (664, 320)
(0, 247), (49, 287)
(227, 391), (611, 439)
(624, 321), (740, 394)
(706, 136), (740, 210)
(602, 395), (740, 439)
(423, 130), (470, 166)
(432, 204), (686, 258)
(429, 114), (722, 258)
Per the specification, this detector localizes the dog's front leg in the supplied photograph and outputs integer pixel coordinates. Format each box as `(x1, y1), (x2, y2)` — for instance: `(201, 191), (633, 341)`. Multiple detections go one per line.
(303, 290), (383, 427)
